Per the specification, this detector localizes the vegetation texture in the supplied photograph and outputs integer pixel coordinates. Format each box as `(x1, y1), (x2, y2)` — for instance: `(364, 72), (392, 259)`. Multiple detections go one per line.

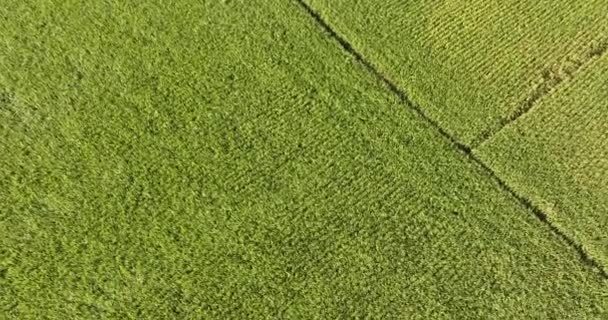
(1, 0), (607, 319)
(476, 54), (608, 269)
(304, 0), (608, 145)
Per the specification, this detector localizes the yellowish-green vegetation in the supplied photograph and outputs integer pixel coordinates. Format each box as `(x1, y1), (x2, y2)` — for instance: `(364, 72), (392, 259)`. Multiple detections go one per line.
(476, 54), (608, 268)
(304, 0), (608, 145)
(1, 0), (607, 318)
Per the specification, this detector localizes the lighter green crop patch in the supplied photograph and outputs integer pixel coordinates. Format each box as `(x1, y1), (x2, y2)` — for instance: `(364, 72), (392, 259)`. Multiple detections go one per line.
(304, 0), (608, 145)
(476, 53), (608, 270)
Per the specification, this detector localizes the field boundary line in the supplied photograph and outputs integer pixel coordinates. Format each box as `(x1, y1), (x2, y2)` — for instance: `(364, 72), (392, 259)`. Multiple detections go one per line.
(293, 0), (471, 154)
(293, 0), (608, 279)
(471, 38), (608, 149)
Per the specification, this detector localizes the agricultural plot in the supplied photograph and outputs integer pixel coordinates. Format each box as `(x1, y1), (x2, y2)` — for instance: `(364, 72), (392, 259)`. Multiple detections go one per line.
(476, 54), (608, 268)
(303, 0), (608, 145)
(1, 0), (607, 319)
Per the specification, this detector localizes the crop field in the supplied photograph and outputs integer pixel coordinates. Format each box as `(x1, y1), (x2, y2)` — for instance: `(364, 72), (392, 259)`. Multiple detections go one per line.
(476, 54), (608, 269)
(304, 0), (608, 145)
(1, 0), (607, 318)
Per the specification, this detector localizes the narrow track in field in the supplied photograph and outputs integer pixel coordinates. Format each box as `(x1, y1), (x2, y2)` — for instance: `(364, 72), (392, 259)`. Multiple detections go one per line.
(293, 0), (608, 279)
(472, 38), (608, 148)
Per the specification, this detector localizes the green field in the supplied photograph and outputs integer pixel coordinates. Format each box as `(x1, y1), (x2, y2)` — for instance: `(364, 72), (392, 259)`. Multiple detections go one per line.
(476, 54), (608, 269)
(1, 1), (607, 318)
(305, 0), (608, 145)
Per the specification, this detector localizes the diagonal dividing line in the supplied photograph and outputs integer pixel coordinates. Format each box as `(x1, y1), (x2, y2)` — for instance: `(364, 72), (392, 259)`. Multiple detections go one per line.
(471, 39), (608, 149)
(293, 0), (608, 279)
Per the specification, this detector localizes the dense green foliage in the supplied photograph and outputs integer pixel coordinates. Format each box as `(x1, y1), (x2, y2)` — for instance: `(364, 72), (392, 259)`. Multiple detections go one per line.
(305, 0), (608, 145)
(1, 0), (607, 318)
(477, 55), (608, 268)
